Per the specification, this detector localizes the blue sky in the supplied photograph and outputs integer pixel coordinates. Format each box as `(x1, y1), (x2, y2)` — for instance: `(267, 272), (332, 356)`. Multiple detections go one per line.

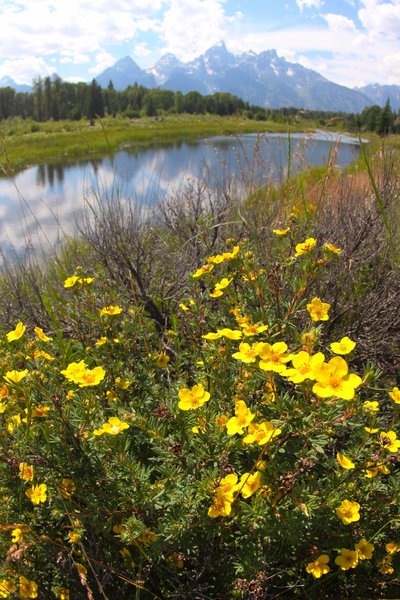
(0, 0), (399, 88)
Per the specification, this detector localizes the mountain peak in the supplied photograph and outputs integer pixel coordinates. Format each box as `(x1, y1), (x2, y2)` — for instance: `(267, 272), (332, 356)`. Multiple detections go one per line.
(92, 43), (376, 111)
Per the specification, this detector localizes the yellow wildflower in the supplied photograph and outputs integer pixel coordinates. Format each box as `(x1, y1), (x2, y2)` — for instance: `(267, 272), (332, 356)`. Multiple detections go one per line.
(209, 277), (232, 298)
(33, 350), (54, 361)
(7, 414), (21, 432)
(25, 483), (47, 505)
(243, 421), (281, 445)
(305, 554), (330, 578)
(202, 328), (242, 341)
(355, 538), (374, 560)
(68, 531), (81, 544)
(192, 264), (214, 278)
(385, 542), (400, 554)
(312, 356), (362, 400)
(232, 342), (262, 364)
(379, 430), (400, 453)
(61, 361), (106, 387)
(226, 400), (255, 435)
(0, 579), (16, 597)
(106, 390), (117, 402)
(11, 527), (23, 543)
(335, 548), (358, 570)
(258, 341), (292, 373)
(93, 416), (129, 436)
(99, 305), (123, 316)
(4, 369), (28, 384)
(155, 352), (170, 368)
(115, 376), (131, 389)
(306, 297), (330, 322)
(63, 276), (80, 288)
(336, 452), (356, 470)
(218, 328), (242, 340)
(330, 336), (356, 355)
(389, 386), (400, 404)
(31, 405), (50, 417)
(378, 556), (394, 575)
(33, 326), (53, 342)
(364, 426), (379, 434)
(363, 400), (379, 412)
(285, 351), (325, 383)
(238, 471), (262, 498)
(178, 383), (210, 410)
(336, 499), (360, 525)
(208, 473), (239, 518)
(324, 242), (342, 254)
(95, 336), (108, 346)
(215, 415), (228, 429)
(273, 227), (291, 235)
(57, 589), (70, 600)
(19, 462), (34, 481)
(6, 321), (26, 342)
(294, 237), (317, 256)
(241, 322), (268, 337)
(19, 577), (38, 599)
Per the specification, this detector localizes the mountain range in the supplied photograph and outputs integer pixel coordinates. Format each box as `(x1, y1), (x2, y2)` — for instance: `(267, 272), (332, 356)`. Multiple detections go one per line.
(2, 42), (400, 113)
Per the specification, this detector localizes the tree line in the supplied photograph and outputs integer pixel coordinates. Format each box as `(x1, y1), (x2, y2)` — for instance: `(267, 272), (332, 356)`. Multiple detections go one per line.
(0, 75), (399, 134)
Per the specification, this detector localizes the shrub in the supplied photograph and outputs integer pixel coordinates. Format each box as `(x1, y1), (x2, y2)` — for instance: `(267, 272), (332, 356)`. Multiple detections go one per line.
(0, 228), (399, 599)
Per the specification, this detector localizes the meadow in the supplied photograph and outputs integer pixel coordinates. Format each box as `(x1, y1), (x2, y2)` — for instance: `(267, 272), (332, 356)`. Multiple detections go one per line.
(0, 124), (399, 599)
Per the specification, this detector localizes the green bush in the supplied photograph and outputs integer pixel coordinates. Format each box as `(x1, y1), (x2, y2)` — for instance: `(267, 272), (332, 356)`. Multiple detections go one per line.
(0, 230), (399, 599)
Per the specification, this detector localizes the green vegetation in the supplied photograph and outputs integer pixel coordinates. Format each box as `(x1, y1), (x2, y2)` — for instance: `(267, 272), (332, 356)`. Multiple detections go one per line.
(0, 114), (316, 174)
(0, 136), (399, 598)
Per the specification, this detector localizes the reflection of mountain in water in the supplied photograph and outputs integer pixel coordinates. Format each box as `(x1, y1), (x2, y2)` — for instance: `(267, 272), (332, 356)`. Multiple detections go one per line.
(0, 133), (361, 259)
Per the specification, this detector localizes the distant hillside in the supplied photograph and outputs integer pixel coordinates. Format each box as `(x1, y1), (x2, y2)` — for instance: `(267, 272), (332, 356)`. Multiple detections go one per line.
(356, 83), (400, 111)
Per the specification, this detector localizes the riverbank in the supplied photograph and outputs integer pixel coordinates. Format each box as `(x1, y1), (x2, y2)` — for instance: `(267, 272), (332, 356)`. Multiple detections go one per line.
(0, 113), (318, 174)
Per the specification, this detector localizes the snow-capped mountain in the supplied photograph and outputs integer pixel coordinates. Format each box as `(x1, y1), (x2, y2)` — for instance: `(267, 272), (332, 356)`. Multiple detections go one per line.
(2, 42), (396, 113)
(95, 42), (371, 112)
(147, 53), (184, 85)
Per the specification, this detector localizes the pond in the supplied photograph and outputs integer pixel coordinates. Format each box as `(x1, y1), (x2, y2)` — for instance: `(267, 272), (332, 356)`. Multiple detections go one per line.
(0, 130), (362, 260)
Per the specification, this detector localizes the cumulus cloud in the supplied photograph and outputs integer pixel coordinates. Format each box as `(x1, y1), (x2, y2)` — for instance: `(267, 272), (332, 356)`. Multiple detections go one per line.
(0, 56), (52, 82)
(158, 0), (242, 60)
(88, 52), (116, 75)
(322, 13), (358, 33)
(0, 0), (400, 87)
(358, 0), (400, 38)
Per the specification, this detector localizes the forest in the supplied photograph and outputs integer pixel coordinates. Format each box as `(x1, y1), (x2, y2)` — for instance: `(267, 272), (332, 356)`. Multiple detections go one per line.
(0, 75), (399, 135)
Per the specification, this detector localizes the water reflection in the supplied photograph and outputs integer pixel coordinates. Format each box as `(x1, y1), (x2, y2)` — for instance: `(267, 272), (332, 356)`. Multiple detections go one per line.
(0, 132), (361, 261)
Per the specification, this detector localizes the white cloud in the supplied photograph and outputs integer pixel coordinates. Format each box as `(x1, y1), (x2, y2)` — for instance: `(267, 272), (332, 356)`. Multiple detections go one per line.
(158, 0), (241, 60)
(358, 0), (400, 37)
(296, 0), (324, 10)
(133, 43), (152, 58)
(0, 56), (52, 82)
(322, 13), (358, 32)
(0, 0), (164, 80)
(88, 52), (116, 75)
